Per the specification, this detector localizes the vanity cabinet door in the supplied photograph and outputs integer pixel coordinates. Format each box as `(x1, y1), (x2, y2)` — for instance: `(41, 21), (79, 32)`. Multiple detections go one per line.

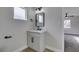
(27, 31), (45, 51)
(31, 33), (40, 51)
(27, 32), (40, 51)
(27, 32), (33, 48)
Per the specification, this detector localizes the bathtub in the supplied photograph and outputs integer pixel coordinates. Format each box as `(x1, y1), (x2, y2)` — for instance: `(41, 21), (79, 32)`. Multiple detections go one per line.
(64, 33), (79, 52)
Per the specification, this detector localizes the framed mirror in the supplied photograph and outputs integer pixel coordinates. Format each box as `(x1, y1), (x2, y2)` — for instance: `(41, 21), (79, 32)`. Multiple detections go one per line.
(35, 13), (45, 27)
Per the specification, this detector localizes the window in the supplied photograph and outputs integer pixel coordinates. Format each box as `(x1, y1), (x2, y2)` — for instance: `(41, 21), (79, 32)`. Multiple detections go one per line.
(14, 7), (27, 20)
(64, 19), (71, 28)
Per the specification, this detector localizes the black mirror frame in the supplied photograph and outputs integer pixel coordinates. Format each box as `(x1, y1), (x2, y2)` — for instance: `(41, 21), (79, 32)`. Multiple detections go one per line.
(35, 13), (45, 27)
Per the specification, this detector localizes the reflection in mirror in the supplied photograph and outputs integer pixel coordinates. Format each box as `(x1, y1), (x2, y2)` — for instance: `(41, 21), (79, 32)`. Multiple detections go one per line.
(38, 15), (43, 23)
(35, 13), (45, 29)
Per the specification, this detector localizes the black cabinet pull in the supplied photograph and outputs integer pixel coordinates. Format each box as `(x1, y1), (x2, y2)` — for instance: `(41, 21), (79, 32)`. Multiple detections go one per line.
(31, 37), (34, 43)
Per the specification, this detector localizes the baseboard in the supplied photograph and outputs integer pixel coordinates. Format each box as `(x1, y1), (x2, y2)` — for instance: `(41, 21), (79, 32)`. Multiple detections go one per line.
(13, 45), (63, 52)
(13, 45), (28, 52)
(46, 45), (63, 52)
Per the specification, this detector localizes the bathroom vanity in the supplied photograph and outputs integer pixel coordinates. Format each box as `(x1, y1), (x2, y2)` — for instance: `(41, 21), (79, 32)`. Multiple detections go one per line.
(27, 7), (45, 51)
(27, 30), (46, 52)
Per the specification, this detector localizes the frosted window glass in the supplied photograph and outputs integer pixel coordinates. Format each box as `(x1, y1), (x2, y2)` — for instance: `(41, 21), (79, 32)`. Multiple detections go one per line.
(14, 7), (26, 20)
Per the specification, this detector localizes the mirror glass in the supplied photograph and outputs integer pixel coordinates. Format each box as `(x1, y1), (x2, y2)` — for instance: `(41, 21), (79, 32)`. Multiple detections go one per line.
(35, 13), (45, 27)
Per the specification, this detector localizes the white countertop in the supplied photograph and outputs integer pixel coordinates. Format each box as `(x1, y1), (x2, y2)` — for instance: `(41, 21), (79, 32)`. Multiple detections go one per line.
(28, 29), (46, 33)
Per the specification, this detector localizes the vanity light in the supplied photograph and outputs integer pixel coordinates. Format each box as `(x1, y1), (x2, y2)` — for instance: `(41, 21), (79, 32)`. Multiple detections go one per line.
(35, 7), (44, 14)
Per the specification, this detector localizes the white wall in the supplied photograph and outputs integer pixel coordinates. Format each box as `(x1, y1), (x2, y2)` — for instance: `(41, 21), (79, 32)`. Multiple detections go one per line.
(63, 7), (79, 34)
(0, 7), (34, 52)
(0, 7), (64, 52)
(44, 7), (64, 52)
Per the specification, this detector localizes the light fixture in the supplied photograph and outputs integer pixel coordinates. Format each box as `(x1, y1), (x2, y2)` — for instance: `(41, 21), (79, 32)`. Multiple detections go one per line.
(65, 12), (74, 18)
(35, 7), (44, 14)
(35, 7), (42, 11)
